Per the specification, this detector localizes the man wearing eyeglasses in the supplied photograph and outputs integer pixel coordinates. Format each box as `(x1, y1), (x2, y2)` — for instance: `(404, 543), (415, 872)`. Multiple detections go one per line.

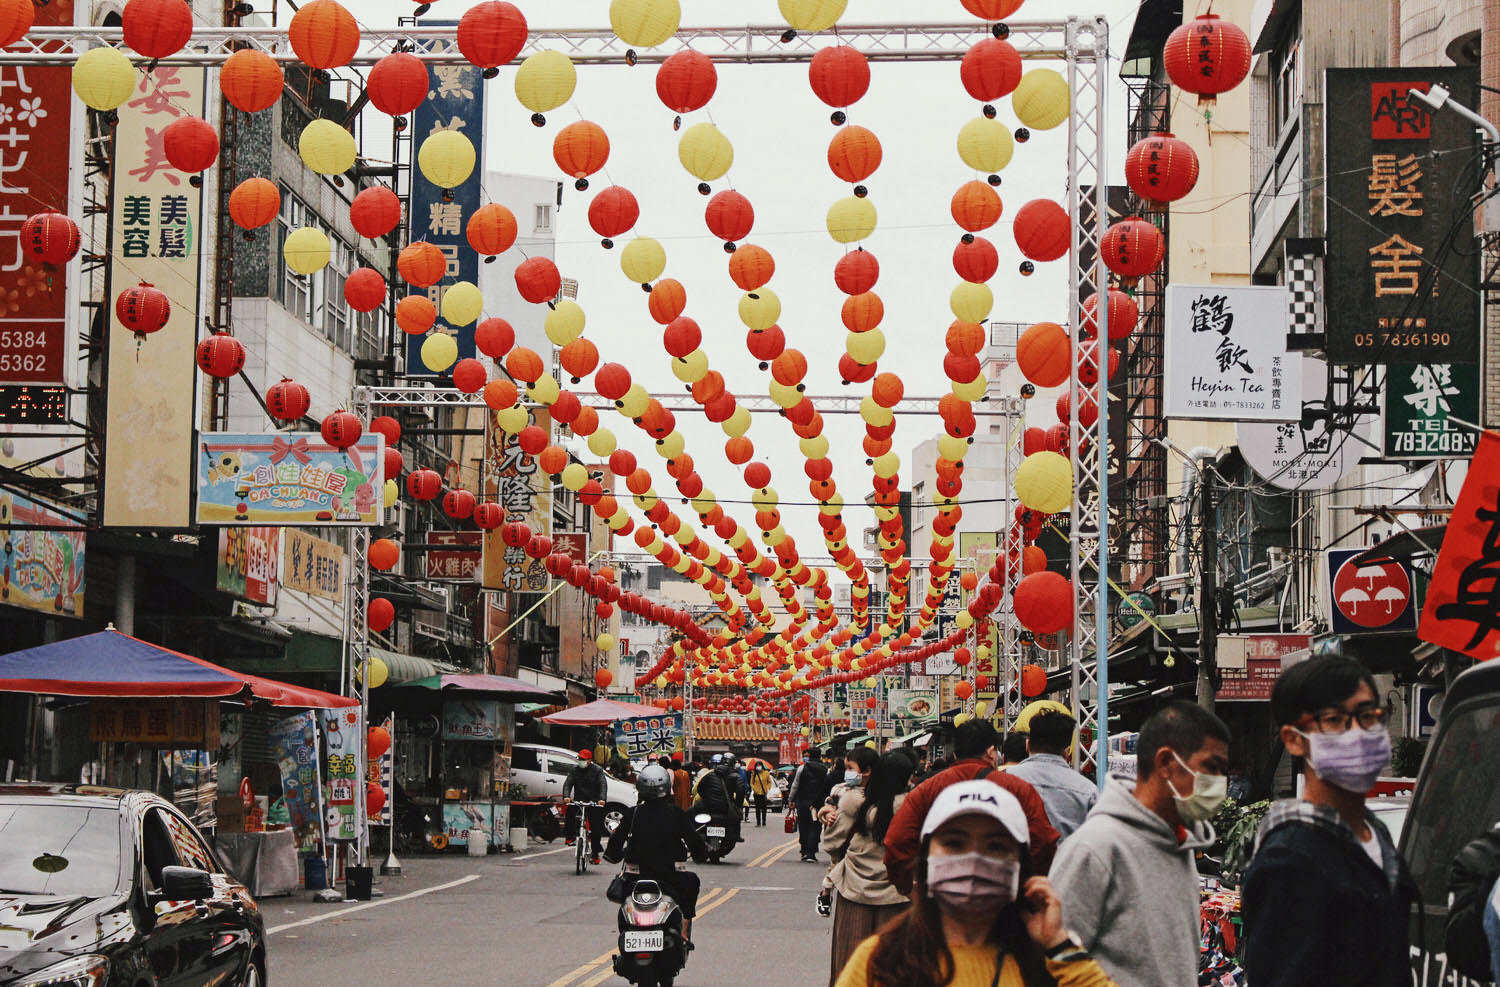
(1241, 654), (1417, 987)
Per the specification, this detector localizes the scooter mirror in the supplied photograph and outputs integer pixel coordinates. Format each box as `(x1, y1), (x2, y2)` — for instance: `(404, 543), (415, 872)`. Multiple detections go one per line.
(693, 813), (712, 825)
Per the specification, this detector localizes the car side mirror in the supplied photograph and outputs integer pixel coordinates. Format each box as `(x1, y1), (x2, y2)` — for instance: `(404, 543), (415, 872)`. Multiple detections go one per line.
(159, 866), (213, 901)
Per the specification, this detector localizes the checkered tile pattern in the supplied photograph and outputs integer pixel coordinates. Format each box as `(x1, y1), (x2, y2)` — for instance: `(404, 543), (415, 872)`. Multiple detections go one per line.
(1285, 250), (1322, 334)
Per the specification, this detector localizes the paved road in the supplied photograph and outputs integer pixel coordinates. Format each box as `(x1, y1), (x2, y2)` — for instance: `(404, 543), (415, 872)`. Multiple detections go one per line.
(257, 816), (837, 987)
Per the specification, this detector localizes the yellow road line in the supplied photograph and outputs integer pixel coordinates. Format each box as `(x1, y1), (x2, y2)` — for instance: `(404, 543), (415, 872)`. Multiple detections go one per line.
(745, 839), (798, 867)
(694, 887), (739, 919)
(549, 886), (735, 987)
(756, 842), (801, 868)
(698, 886), (724, 906)
(576, 966), (616, 987)
(543, 949), (617, 987)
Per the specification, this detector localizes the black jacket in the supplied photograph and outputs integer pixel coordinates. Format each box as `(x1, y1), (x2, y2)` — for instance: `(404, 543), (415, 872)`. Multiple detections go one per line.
(788, 760), (828, 806)
(603, 800), (707, 872)
(563, 762), (606, 802)
(1445, 826), (1500, 979)
(693, 769), (732, 813)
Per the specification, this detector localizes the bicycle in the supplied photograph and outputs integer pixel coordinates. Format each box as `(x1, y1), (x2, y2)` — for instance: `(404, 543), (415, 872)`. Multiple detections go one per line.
(571, 799), (603, 875)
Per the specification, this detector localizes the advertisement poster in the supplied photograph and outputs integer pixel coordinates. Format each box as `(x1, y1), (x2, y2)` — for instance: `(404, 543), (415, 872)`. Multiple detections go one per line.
(216, 527), (280, 605)
(322, 707), (364, 842)
(442, 699), (502, 741)
(441, 803), (497, 847)
(1382, 363), (1479, 460)
(482, 409), (551, 591)
(1419, 430), (1500, 661)
(282, 529), (345, 601)
(268, 711), (324, 851)
(1216, 634), (1312, 701)
(888, 690), (939, 722)
(368, 715), (393, 828)
(1164, 285), (1298, 421)
(613, 713), (684, 761)
(0, 490), (84, 615)
(196, 432), (384, 525)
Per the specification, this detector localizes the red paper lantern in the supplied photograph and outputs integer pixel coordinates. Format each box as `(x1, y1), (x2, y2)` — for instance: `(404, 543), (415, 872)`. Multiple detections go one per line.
(655, 49), (717, 113)
(833, 249), (878, 295)
(20, 212), (80, 265)
(194, 332), (246, 379)
(1012, 199), (1070, 262)
(452, 357), (487, 393)
(288, 0), (360, 70)
(0, 0), (35, 48)
(115, 282), (171, 337)
(514, 256), (561, 304)
(550, 390), (582, 425)
(1021, 544), (1047, 574)
(383, 447), (403, 480)
(406, 468), (442, 500)
(1101, 217), (1165, 278)
(121, 0), (193, 59)
(368, 52), (430, 116)
(467, 203), (518, 256)
(1015, 321), (1070, 388)
(827, 126), (882, 184)
(871, 373), (903, 408)
(662, 316), (701, 358)
(951, 181), (1003, 233)
(1162, 14), (1252, 103)
(516, 424), (548, 455)
(649, 280), (687, 324)
(473, 502), (503, 530)
(839, 353), (877, 383)
(369, 538), (400, 570)
(220, 49), (283, 113)
(743, 462), (772, 489)
(960, 0), (1024, 18)
(344, 267), (387, 312)
(162, 116), (220, 174)
(728, 243), (775, 291)
(365, 781), (387, 816)
(321, 410), (362, 449)
(553, 120), (610, 180)
(595, 363), (632, 400)
(865, 718), (878, 731)
(943, 351), (980, 383)
(1080, 289), (1139, 342)
(1077, 340), (1120, 386)
(772, 349), (807, 386)
(475, 318), (516, 359)
(1056, 390), (1099, 428)
(560, 338), (599, 380)
(946, 320), (987, 358)
(1125, 132), (1199, 205)
(960, 38), (1022, 102)
(368, 598), (395, 633)
(367, 726), (393, 757)
(1020, 663), (1048, 698)
(398, 241), (447, 288)
(704, 190), (754, 242)
(228, 179), (280, 232)
(841, 292), (884, 333)
(808, 45), (870, 108)
(1014, 571), (1073, 635)
(952, 235), (999, 284)
(443, 488), (476, 519)
(588, 185), (640, 241)
(266, 379), (310, 421)
(594, 668), (613, 689)
(456, 0), (529, 70)
(350, 187), (402, 242)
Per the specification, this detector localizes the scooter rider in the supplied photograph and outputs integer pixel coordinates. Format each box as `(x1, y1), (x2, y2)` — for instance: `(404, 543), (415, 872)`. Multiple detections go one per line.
(604, 764), (709, 938)
(694, 754), (742, 847)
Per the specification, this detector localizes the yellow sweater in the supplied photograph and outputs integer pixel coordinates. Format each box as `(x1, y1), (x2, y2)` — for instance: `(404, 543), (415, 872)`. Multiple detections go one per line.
(834, 935), (1117, 987)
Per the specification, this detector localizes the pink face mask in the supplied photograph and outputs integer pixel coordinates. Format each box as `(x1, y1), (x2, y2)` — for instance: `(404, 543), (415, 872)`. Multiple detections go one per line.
(926, 852), (1021, 914)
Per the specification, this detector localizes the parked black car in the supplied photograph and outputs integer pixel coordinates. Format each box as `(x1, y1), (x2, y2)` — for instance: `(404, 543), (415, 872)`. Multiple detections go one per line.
(0, 785), (266, 987)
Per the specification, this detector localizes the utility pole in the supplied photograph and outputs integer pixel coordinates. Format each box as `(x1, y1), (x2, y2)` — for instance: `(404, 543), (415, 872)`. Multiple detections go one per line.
(1196, 465), (1217, 712)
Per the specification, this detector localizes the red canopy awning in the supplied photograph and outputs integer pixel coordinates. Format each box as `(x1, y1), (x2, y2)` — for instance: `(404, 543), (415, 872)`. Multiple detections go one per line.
(537, 697), (669, 726)
(0, 629), (357, 708)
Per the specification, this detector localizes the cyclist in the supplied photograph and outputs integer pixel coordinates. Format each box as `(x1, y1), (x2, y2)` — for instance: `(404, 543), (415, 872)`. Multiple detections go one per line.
(604, 764), (710, 940)
(564, 749), (608, 864)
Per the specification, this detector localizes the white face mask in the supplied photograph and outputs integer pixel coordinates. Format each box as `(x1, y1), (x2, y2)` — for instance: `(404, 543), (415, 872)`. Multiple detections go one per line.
(1168, 752), (1228, 824)
(1296, 724), (1392, 795)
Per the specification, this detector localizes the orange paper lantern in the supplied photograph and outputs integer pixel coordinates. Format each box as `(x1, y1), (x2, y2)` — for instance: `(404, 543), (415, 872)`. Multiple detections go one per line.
(288, 0), (360, 70)
(220, 49), (283, 113)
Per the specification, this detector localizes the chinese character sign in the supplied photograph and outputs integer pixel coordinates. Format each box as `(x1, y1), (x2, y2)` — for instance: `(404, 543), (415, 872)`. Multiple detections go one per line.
(216, 527), (280, 606)
(482, 409), (552, 591)
(1325, 69), (1480, 365)
(196, 432), (385, 525)
(442, 699), (502, 740)
(0, 490), (84, 615)
(1164, 285), (1300, 422)
(268, 711), (325, 851)
(1382, 362), (1479, 459)
(281, 529), (345, 601)
(1419, 430), (1500, 661)
(322, 708), (363, 842)
(614, 714), (684, 761)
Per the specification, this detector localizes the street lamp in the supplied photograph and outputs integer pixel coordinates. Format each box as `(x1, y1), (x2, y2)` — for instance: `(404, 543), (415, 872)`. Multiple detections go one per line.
(1408, 84), (1500, 234)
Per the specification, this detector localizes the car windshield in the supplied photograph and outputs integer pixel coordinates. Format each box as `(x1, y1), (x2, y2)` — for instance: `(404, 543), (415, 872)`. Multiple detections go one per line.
(1403, 698), (1500, 908)
(0, 803), (121, 897)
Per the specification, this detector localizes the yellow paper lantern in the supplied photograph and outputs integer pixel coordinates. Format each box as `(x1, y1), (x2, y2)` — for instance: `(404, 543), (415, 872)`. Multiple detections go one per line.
(1015, 450), (1074, 513)
(859, 396), (894, 427)
(800, 435), (830, 459)
(951, 374), (988, 402)
(618, 383), (651, 418)
(845, 328), (886, 365)
(678, 122), (734, 182)
(1012, 68), (1071, 131)
(826, 195), (877, 244)
(561, 462), (589, 491)
(738, 289), (781, 332)
(596, 632), (617, 652)
(620, 237), (667, 284)
(418, 130), (476, 189)
(951, 281), (994, 323)
(495, 405), (529, 433)
(529, 374), (561, 404)
(872, 452), (900, 478)
(656, 431), (686, 459)
(779, 0), (847, 31)
(938, 434), (968, 461)
(954, 712), (972, 726)
(750, 487), (779, 509)
(421, 332), (459, 372)
(610, 0), (680, 47)
(441, 280), (483, 326)
(957, 117), (1015, 173)
(723, 406), (752, 439)
(587, 428), (617, 457)
(283, 226), (332, 275)
(383, 479), (399, 508)
(299, 119), (357, 176)
(72, 47), (137, 111)
(544, 299), (586, 345)
(800, 726), (811, 737)
(956, 611), (975, 629)
(671, 350), (710, 383)
(364, 656), (389, 689)
(515, 50), (577, 113)
(768, 381), (801, 409)
(1015, 699), (1072, 732)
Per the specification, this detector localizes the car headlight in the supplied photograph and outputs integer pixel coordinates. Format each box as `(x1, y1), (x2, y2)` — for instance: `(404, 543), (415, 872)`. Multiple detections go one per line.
(12, 955), (109, 987)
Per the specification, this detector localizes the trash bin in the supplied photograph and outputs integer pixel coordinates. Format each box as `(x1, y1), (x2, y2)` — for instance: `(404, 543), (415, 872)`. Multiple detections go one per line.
(510, 826), (527, 852)
(345, 865), (374, 901)
(467, 828), (488, 857)
(303, 855), (327, 891)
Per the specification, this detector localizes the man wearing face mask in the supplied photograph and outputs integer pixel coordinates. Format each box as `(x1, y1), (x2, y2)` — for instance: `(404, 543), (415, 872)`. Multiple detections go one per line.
(1048, 701), (1229, 987)
(1241, 654), (1417, 987)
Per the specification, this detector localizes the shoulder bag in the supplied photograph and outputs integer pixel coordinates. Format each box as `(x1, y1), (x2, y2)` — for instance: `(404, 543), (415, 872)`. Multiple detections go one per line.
(605, 808), (639, 904)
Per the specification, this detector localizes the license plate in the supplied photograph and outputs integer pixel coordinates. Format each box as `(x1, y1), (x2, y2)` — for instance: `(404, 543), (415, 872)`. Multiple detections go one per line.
(623, 931), (664, 952)
(706, 826), (726, 837)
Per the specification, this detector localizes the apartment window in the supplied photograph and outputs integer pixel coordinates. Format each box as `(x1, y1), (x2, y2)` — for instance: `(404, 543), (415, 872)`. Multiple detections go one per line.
(321, 235), (354, 351)
(1269, 31), (1300, 141)
(647, 567), (663, 590)
(274, 192), (313, 323)
(533, 203), (552, 234)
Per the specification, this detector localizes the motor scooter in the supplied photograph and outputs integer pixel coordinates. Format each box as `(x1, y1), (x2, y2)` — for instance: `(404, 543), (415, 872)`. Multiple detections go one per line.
(612, 878), (689, 987)
(691, 806), (736, 862)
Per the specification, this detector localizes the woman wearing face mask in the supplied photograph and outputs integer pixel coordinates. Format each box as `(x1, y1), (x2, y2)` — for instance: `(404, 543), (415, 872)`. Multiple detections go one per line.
(821, 751), (915, 985)
(815, 747), (879, 916)
(834, 780), (1117, 987)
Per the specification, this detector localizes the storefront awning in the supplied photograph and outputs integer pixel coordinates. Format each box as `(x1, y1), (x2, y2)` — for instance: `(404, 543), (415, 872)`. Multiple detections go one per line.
(538, 698), (669, 726)
(390, 673), (559, 700)
(0, 629), (356, 708)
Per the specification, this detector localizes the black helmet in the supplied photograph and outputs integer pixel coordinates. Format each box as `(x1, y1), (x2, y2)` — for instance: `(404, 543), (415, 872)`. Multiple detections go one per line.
(637, 764), (672, 801)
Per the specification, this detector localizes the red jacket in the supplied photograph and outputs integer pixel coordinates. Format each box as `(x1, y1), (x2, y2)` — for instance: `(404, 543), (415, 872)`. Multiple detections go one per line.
(883, 758), (1060, 895)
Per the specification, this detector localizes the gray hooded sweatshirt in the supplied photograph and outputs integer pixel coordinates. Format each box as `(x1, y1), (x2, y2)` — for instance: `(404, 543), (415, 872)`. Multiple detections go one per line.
(1049, 777), (1214, 987)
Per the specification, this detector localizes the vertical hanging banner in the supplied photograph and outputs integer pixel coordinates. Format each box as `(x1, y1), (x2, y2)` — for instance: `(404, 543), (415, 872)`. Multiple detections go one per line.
(1419, 430), (1500, 661)
(406, 46), (483, 374)
(1324, 68), (1479, 366)
(322, 707), (364, 842)
(1163, 285), (1299, 421)
(268, 711), (324, 852)
(102, 67), (205, 528)
(482, 409), (551, 591)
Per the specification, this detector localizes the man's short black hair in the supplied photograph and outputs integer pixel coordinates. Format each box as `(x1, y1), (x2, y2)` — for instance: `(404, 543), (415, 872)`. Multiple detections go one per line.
(1027, 711), (1076, 755)
(953, 718), (1000, 759)
(1270, 654), (1378, 727)
(1000, 731), (1030, 764)
(1137, 701), (1230, 779)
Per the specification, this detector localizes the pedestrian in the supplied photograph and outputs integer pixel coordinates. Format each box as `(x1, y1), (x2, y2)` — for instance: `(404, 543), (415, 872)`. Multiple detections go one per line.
(750, 761), (775, 827)
(884, 719), (1059, 894)
(834, 779), (1117, 987)
(789, 747), (831, 862)
(670, 757), (692, 812)
(998, 732), (1029, 769)
(1049, 701), (1229, 987)
(1241, 654), (1416, 987)
(822, 752), (913, 985)
(737, 758), (752, 822)
(817, 746), (879, 914)
(1445, 822), (1500, 981)
(1005, 711), (1099, 839)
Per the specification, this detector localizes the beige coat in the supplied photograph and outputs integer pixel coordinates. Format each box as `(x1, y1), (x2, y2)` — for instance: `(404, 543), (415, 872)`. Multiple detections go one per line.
(822, 788), (909, 907)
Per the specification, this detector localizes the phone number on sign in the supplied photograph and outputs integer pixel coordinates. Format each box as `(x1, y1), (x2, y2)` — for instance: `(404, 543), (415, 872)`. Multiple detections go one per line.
(0, 328), (62, 383)
(1352, 331), (1453, 348)
(1388, 431), (1474, 455)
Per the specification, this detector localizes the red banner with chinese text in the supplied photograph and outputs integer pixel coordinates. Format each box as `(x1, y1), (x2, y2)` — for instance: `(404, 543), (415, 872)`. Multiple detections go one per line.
(1418, 430), (1500, 661)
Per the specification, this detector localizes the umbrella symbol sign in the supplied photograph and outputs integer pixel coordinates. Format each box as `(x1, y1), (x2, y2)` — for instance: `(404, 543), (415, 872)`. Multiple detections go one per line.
(1331, 552), (1413, 630)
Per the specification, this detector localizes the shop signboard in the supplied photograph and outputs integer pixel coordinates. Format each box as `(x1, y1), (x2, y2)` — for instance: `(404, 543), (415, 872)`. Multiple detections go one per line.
(442, 699), (503, 740)
(1238, 357), (1370, 491)
(923, 651), (959, 676)
(89, 699), (221, 747)
(1382, 363), (1479, 460)
(1324, 67), (1480, 366)
(196, 432), (385, 525)
(267, 711), (323, 851)
(441, 803), (498, 848)
(0, 490), (84, 615)
(613, 713), (684, 761)
(426, 529), (481, 581)
(405, 49), (484, 373)
(888, 689), (939, 722)
(321, 708), (363, 842)
(1215, 634), (1312, 701)
(1418, 430), (1500, 661)
(482, 408), (551, 591)
(1326, 547), (1419, 635)
(215, 527), (280, 606)
(282, 529), (344, 601)
(1164, 285), (1298, 422)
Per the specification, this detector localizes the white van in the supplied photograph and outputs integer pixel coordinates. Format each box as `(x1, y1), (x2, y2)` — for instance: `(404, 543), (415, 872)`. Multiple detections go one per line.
(510, 742), (638, 832)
